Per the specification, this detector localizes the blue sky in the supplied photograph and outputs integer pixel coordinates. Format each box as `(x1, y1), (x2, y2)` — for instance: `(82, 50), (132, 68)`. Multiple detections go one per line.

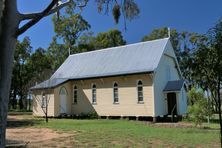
(18, 0), (222, 50)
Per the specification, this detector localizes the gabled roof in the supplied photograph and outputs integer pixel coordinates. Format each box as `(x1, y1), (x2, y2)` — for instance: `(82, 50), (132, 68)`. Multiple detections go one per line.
(51, 38), (169, 79)
(31, 38), (170, 90)
(163, 80), (185, 92)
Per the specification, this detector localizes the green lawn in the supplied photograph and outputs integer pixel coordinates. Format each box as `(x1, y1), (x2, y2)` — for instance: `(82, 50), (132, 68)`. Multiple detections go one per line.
(30, 118), (219, 147)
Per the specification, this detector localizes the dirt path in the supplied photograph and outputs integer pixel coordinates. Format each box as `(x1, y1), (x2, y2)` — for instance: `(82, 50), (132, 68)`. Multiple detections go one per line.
(7, 128), (74, 147)
(6, 115), (75, 147)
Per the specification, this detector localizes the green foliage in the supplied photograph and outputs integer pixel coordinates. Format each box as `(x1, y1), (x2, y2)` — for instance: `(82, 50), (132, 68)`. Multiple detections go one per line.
(112, 4), (121, 24)
(73, 112), (98, 119)
(96, 0), (139, 24)
(11, 37), (32, 110)
(191, 18), (222, 113)
(76, 29), (126, 52)
(188, 88), (212, 126)
(10, 37), (53, 110)
(28, 47), (52, 83)
(93, 29), (126, 49)
(47, 37), (68, 71)
(53, 14), (90, 47)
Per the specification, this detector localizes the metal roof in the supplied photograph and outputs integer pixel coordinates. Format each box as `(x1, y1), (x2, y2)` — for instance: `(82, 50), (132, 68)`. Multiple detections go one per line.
(163, 79), (185, 92)
(31, 38), (169, 90)
(51, 38), (169, 79)
(30, 78), (68, 90)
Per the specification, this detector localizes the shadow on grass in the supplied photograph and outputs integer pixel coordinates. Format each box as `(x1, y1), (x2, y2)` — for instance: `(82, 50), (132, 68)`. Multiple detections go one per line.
(7, 119), (42, 128)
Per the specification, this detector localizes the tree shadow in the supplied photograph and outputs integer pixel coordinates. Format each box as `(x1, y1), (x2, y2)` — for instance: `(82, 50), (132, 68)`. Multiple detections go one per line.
(7, 117), (42, 128)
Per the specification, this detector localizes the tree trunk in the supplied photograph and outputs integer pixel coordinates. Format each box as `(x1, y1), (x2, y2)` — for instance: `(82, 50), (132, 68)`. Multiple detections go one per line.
(0, 0), (20, 146)
(217, 78), (222, 147)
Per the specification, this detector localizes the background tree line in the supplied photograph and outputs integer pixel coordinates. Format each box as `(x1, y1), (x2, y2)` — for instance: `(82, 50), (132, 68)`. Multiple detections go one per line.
(12, 17), (222, 116)
(9, 5), (127, 110)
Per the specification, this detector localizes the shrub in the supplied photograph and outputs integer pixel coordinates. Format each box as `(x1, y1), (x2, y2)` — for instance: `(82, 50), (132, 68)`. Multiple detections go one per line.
(188, 88), (212, 127)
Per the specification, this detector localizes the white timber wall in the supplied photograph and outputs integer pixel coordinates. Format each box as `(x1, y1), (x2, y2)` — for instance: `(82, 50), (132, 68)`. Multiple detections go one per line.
(153, 41), (181, 116)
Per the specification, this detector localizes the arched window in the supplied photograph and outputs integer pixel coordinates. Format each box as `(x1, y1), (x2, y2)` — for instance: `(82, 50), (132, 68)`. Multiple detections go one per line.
(137, 80), (143, 102)
(92, 84), (96, 104)
(59, 87), (67, 95)
(73, 85), (77, 104)
(113, 82), (119, 103)
(41, 93), (47, 108)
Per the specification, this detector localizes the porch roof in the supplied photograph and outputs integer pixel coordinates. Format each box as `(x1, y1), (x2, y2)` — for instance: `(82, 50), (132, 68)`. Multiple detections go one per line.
(30, 78), (68, 90)
(163, 79), (185, 92)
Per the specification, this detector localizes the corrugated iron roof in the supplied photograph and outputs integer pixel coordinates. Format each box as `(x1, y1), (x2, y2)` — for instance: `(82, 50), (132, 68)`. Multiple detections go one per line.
(30, 78), (68, 90)
(51, 38), (169, 79)
(163, 79), (185, 92)
(31, 38), (169, 90)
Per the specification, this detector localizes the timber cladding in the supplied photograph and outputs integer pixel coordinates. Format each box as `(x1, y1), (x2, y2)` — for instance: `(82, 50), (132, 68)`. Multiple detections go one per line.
(56, 73), (154, 117)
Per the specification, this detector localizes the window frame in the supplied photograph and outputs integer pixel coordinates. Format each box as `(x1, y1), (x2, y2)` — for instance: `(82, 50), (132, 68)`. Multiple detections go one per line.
(41, 94), (47, 108)
(92, 83), (97, 104)
(73, 85), (78, 104)
(137, 80), (144, 103)
(113, 82), (119, 104)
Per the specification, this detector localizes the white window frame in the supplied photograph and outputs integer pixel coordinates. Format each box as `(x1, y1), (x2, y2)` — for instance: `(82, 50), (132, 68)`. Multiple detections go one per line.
(41, 94), (47, 108)
(73, 85), (78, 104)
(137, 80), (144, 103)
(113, 82), (119, 104)
(92, 83), (97, 104)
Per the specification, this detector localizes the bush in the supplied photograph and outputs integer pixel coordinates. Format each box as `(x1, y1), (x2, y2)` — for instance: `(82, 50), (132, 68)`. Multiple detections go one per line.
(188, 88), (212, 127)
(73, 112), (98, 119)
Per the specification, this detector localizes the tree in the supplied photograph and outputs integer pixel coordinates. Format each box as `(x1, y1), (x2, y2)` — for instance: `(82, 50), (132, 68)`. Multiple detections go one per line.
(93, 29), (126, 49)
(76, 29), (126, 52)
(47, 37), (68, 71)
(191, 18), (222, 146)
(187, 88), (212, 127)
(10, 37), (32, 110)
(0, 1), (139, 146)
(48, 2), (91, 70)
(52, 1), (91, 50)
(28, 48), (52, 83)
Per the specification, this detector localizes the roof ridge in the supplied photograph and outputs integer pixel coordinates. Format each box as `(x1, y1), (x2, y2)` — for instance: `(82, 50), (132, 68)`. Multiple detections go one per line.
(70, 37), (169, 57)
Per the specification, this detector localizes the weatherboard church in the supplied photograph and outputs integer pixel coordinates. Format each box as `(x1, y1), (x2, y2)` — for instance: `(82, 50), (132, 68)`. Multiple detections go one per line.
(31, 38), (187, 120)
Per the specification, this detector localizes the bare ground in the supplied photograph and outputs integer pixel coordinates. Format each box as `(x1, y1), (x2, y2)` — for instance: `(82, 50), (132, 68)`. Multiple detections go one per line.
(6, 115), (218, 147)
(6, 115), (76, 147)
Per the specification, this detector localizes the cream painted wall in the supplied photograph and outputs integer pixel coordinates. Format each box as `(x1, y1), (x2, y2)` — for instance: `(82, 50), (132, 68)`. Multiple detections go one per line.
(54, 81), (72, 116)
(32, 89), (55, 116)
(47, 74), (153, 116)
(67, 74), (154, 116)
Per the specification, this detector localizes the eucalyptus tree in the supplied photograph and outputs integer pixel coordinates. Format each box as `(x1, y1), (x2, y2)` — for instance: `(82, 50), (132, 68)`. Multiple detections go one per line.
(11, 37), (32, 110)
(0, 0), (139, 146)
(191, 19), (222, 146)
(93, 29), (126, 49)
(76, 29), (126, 52)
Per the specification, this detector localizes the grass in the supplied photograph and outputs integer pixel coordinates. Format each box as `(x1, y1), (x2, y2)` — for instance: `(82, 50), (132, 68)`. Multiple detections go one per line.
(8, 114), (220, 147)
(35, 118), (219, 147)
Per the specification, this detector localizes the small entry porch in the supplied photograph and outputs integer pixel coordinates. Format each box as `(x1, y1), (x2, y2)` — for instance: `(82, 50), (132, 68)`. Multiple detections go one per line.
(163, 79), (185, 122)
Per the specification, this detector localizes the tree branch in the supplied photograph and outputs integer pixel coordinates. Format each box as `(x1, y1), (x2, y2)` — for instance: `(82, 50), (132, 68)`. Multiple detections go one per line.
(16, 0), (71, 36)
(21, 0), (72, 21)
(78, 0), (88, 9)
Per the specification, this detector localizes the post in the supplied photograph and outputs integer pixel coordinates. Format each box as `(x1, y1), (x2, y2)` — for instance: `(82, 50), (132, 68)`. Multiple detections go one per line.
(153, 117), (157, 123)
